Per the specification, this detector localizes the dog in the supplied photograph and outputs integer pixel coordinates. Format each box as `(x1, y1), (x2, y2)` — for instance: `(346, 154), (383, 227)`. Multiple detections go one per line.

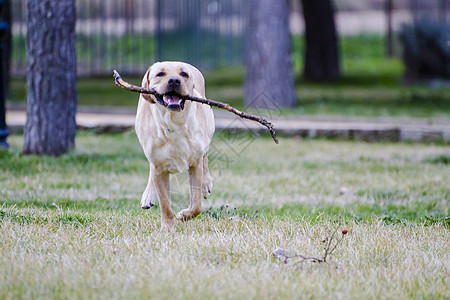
(135, 61), (215, 228)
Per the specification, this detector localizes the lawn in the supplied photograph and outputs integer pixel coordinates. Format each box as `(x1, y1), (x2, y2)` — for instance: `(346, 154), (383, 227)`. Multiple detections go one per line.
(1, 132), (449, 298)
(4, 34), (450, 298)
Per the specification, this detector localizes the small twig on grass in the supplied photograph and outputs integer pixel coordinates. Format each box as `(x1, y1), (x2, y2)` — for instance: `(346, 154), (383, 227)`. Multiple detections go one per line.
(273, 227), (349, 268)
(113, 70), (279, 144)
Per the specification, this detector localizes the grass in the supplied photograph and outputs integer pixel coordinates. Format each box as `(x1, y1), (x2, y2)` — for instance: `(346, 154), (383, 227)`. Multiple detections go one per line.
(4, 33), (450, 297)
(2, 133), (449, 222)
(1, 132), (449, 298)
(1, 210), (448, 299)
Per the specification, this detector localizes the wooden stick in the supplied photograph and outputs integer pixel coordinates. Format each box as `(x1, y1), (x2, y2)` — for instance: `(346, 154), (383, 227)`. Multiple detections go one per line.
(113, 70), (279, 144)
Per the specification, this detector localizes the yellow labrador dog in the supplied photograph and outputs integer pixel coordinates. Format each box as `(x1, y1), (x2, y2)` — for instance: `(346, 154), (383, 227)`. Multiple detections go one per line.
(135, 61), (215, 228)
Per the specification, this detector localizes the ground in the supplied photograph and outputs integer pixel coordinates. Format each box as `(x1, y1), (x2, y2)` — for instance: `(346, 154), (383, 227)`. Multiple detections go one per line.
(1, 133), (449, 299)
(3, 33), (450, 299)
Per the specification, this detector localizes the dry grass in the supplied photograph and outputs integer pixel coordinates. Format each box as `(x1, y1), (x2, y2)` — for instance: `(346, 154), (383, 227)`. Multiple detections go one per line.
(1, 132), (449, 299)
(0, 208), (448, 299)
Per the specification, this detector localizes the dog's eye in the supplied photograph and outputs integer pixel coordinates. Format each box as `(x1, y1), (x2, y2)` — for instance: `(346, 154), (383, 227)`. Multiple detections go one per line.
(156, 72), (165, 77)
(180, 71), (189, 78)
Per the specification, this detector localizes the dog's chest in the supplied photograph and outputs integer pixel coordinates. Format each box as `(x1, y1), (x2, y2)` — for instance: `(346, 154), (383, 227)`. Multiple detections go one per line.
(136, 100), (213, 174)
(151, 125), (205, 173)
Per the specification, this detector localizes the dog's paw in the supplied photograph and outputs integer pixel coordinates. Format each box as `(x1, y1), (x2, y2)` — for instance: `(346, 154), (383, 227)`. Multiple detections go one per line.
(176, 208), (202, 221)
(202, 178), (213, 199)
(141, 186), (157, 209)
(161, 217), (175, 229)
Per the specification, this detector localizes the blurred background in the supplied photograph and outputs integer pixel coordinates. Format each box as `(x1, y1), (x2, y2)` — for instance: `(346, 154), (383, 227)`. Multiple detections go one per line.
(5, 0), (450, 115)
(9, 0), (449, 75)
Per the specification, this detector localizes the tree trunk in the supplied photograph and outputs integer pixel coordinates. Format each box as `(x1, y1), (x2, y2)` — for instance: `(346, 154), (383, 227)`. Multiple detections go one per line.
(23, 0), (77, 156)
(245, 0), (295, 108)
(301, 0), (340, 81)
(1, 0), (11, 97)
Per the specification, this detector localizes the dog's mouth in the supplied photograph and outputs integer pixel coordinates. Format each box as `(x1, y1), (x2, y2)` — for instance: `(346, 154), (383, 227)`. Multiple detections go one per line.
(154, 91), (186, 112)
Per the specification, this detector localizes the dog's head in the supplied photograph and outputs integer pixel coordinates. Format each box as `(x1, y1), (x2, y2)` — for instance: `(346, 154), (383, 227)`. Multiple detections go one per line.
(141, 61), (204, 112)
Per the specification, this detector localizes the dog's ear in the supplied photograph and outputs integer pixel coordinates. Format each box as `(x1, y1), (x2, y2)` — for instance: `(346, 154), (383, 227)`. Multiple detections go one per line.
(190, 66), (206, 98)
(141, 67), (155, 103)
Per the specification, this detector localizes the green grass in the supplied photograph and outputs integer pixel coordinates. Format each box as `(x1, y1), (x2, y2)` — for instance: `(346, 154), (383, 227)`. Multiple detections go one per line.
(2, 133), (449, 223)
(1, 133), (449, 298)
(291, 82), (450, 118)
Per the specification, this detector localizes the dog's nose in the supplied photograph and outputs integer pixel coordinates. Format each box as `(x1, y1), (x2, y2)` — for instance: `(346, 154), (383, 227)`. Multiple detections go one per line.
(168, 77), (181, 87)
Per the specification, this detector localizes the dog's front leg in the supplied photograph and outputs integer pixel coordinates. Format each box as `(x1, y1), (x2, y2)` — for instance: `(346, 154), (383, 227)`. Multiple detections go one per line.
(202, 153), (213, 199)
(141, 168), (157, 209)
(176, 158), (203, 221)
(151, 164), (174, 228)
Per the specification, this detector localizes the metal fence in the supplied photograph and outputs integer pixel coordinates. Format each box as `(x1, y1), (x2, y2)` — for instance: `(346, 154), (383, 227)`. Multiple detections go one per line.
(11, 0), (247, 77)
(10, 0), (450, 77)
(156, 0), (247, 70)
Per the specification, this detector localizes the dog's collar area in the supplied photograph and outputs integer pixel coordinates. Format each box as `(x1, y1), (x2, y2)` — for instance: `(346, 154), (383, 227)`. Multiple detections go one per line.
(153, 91), (186, 112)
